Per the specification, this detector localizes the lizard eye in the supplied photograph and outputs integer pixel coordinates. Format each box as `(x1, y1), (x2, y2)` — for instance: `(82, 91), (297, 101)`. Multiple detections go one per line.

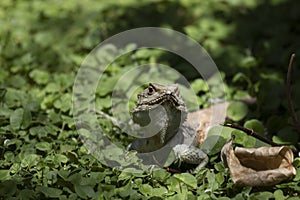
(147, 86), (155, 95)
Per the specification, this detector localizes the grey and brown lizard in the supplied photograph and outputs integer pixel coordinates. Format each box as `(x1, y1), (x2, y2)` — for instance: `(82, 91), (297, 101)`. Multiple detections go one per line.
(95, 82), (228, 171)
(128, 83), (224, 171)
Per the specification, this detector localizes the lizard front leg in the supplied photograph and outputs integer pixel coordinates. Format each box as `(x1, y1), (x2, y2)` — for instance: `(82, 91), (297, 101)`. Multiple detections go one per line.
(172, 144), (208, 172)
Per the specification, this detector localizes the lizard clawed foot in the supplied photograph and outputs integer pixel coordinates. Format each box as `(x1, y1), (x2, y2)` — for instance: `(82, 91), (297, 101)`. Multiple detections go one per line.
(173, 144), (208, 173)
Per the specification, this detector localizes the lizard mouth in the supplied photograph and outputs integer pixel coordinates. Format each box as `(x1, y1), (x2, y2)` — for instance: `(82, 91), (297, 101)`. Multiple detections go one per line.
(131, 101), (174, 127)
(131, 110), (152, 126)
(131, 100), (181, 127)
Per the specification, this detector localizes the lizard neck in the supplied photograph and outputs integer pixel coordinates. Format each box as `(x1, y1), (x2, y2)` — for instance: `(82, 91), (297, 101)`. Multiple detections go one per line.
(128, 103), (187, 153)
(159, 102), (187, 144)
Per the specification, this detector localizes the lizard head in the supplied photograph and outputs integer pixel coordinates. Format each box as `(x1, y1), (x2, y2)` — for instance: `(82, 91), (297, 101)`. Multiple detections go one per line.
(131, 83), (187, 124)
(134, 83), (185, 111)
(130, 83), (187, 143)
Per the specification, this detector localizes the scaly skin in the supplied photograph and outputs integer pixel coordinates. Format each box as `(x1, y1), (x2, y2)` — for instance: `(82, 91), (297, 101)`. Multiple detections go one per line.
(128, 83), (208, 171)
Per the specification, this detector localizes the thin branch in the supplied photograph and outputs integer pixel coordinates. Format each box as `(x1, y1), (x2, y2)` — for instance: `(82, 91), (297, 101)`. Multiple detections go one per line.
(286, 53), (300, 134)
(222, 123), (299, 155)
(222, 123), (280, 146)
(163, 167), (181, 174)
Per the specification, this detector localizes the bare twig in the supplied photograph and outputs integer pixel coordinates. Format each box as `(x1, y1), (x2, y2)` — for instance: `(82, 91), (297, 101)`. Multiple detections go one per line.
(163, 167), (181, 174)
(222, 123), (299, 155)
(222, 123), (280, 146)
(286, 53), (300, 134)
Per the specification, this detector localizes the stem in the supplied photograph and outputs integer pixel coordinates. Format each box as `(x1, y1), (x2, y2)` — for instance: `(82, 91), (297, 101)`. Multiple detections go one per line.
(286, 53), (300, 134)
(163, 167), (181, 174)
(222, 123), (299, 155)
(223, 123), (280, 146)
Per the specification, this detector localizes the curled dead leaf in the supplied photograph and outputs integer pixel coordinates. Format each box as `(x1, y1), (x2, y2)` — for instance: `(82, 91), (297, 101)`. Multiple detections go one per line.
(221, 137), (296, 186)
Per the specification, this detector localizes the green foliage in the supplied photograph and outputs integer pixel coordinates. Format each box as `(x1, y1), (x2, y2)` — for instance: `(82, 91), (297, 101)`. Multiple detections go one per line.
(244, 119), (264, 136)
(227, 102), (249, 121)
(1, 0), (300, 199)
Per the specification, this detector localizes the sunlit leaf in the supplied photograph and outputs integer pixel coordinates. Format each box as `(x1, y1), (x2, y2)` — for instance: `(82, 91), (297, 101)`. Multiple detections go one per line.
(21, 154), (40, 168)
(29, 69), (49, 85)
(36, 142), (52, 152)
(227, 102), (248, 121)
(0, 170), (10, 181)
(244, 119), (264, 136)
(10, 108), (23, 130)
(139, 184), (153, 196)
(174, 173), (197, 189)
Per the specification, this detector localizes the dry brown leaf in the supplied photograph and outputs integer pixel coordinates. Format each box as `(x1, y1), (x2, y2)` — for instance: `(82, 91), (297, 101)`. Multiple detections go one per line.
(185, 102), (230, 145)
(221, 137), (296, 187)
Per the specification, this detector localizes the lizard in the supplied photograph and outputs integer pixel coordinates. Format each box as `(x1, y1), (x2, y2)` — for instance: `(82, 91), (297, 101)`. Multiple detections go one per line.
(94, 82), (229, 171)
(127, 83), (210, 171)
